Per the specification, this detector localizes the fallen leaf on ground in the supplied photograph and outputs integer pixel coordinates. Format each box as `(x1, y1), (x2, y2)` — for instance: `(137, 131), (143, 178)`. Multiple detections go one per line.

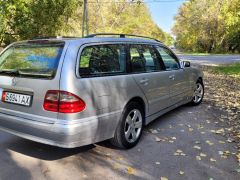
(218, 140), (225, 144)
(127, 167), (135, 175)
(193, 145), (201, 150)
(174, 149), (186, 156)
(200, 153), (207, 157)
(155, 162), (160, 165)
(189, 128), (194, 132)
(196, 156), (202, 161)
(210, 158), (216, 162)
(161, 177), (168, 180)
(235, 168), (240, 173)
(215, 128), (225, 134)
(179, 171), (184, 175)
(206, 140), (214, 146)
(150, 129), (158, 134)
(227, 138), (234, 143)
(236, 153), (240, 162)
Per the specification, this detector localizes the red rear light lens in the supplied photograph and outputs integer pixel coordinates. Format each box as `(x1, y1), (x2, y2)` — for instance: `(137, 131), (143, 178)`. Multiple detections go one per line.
(1, 91), (6, 101)
(43, 90), (86, 113)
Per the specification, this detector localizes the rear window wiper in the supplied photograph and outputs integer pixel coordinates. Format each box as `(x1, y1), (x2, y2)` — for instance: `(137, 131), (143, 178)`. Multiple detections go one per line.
(0, 69), (20, 76)
(0, 69), (55, 78)
(18, 69), (55, 78)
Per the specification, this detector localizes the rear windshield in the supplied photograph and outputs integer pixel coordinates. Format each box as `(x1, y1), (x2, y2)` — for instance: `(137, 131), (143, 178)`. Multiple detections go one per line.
(0, 42), (64, 79)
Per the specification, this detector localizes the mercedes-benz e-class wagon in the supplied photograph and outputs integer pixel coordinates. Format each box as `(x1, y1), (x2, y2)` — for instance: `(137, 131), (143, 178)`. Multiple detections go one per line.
(0, 34), (204, 149)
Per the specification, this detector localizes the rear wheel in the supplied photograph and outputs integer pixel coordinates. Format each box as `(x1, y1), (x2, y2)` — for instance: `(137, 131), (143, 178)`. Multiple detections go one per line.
(191, 81), (204, 105)
(111, 102), (144, 149)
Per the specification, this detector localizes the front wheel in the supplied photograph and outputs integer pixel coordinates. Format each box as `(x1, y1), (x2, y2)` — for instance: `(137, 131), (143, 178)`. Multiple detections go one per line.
(191, 81), (204, 105)
(110, 102), (144, 149)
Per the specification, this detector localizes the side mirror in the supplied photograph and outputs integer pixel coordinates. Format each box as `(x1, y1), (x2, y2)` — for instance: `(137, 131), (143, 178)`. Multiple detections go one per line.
(183, 61), (191, 67)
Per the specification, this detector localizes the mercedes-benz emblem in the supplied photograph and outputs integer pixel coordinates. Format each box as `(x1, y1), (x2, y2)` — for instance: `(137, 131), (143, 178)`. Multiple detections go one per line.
(12, 77), (17, 86)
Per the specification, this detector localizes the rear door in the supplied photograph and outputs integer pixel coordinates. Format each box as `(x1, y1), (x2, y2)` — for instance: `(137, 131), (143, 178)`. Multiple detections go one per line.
(156, 46), (189, 105)
(129, 44), (171, 115)
(0, 41), (66, 123)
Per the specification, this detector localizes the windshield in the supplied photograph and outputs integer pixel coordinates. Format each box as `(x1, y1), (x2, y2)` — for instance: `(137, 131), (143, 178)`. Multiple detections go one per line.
(0, 42), (64, 79)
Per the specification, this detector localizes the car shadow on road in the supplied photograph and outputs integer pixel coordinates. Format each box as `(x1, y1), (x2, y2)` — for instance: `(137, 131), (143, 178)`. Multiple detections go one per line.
(6, 138), (96, 161)
(6, 104), (192, 161)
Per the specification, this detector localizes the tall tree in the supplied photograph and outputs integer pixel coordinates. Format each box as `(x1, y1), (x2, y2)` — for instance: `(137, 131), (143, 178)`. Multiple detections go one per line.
(0, 0), (173, 46)
(172, 0), (240, 53)
(0, 0), (80, 45)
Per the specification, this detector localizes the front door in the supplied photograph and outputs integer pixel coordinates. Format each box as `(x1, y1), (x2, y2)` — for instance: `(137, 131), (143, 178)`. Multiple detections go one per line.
(156, 46), (189, 105)
(129, 44), (171, 115)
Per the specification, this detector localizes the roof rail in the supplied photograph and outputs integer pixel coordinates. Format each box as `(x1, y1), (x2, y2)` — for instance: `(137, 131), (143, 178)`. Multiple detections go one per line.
(32, 36), (80, 40)
(84, 33), (162, 43)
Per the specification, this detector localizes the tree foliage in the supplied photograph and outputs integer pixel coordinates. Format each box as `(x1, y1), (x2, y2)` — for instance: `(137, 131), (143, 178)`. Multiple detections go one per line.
(58, 0), (174, 45)
(173, 0), (240, 53)
(0, 0), (80, 45)
(0, 0), (173, 46)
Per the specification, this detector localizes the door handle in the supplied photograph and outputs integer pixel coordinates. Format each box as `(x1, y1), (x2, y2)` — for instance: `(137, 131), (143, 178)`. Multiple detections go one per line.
(169, 75), (175, 80)
(139, 78), (149, 85)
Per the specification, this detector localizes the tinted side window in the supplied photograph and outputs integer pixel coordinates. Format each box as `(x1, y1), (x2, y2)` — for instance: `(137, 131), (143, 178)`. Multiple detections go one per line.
(156, 46), (180, 70)
(130, 45), (161, 73)
(79, 44), (126, 77)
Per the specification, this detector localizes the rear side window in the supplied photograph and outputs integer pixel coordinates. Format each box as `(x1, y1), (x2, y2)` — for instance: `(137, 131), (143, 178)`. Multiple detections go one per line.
(156, 46), (180, 70)
(79, 44), (126, 77)
(130, 45), (161, 73)
(0, 42), (64, 79)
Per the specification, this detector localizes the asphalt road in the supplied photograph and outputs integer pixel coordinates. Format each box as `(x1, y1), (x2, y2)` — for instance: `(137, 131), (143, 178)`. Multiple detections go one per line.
(178, 54), (240, 66)
(0, 53), (239, 180)
(0, 103), (239, 180)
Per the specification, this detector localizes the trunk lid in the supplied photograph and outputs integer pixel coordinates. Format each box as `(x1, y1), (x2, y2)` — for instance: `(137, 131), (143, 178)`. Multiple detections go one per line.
(0, 40), (67, 123)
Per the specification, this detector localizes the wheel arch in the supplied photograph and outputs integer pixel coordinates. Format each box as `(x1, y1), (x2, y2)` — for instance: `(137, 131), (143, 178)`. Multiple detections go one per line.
(125, 96), (147, 123)
(197, 77), (203, 83)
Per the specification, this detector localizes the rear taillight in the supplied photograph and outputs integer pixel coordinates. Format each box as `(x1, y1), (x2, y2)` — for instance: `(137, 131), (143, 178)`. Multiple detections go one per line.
(1, 91), (6, 101)
(43, 90), (86, 113)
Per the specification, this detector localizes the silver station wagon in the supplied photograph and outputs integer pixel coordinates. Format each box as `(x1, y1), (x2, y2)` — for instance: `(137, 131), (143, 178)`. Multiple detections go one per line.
(0, 34), (204, 149)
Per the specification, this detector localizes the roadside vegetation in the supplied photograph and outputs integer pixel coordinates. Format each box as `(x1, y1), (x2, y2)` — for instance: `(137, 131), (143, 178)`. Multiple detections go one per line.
(203, 66), (240, 151)
(173, 0), (240, 54)
(213, 63), (240, 77)
(0, 0), (173, 47)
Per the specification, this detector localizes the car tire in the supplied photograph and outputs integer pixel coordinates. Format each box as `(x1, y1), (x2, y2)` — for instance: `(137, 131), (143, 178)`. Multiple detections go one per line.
(110, 102), (144, 149)
(190, 81), (204, 106)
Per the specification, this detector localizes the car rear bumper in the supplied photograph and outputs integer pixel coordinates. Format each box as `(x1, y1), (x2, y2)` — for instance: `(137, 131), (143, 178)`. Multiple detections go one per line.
(0, 111), (121, 148)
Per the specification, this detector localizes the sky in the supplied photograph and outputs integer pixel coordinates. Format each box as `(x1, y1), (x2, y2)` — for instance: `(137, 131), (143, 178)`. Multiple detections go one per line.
(147, 0), (186, 34)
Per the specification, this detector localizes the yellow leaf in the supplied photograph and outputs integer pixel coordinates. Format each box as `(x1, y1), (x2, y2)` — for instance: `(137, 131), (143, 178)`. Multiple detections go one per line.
(236, 153), (240, 162)
(219, 140), (225, 144)
(200, 153), (207, 157)
(196, 156), (201, 161)
(161, 177), (168, 180)
(206, 140), (214, 146)
(127, 167), (135, 175)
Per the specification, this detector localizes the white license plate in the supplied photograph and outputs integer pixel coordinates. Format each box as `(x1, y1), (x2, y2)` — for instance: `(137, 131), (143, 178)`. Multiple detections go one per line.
(2, 92), (32, 106)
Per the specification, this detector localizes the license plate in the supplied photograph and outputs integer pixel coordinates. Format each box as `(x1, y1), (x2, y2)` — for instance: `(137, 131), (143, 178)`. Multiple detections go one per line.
(2, 92), (32, 107)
